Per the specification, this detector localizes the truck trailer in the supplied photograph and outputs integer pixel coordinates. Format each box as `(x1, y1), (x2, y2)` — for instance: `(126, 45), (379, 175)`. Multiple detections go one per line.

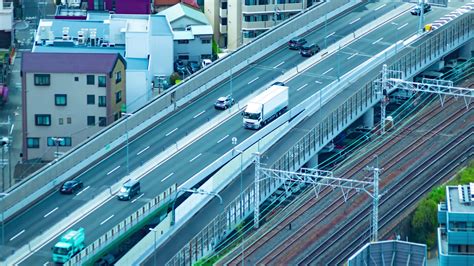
(52, 228), (85, 263)
(243, 85), (289, 129)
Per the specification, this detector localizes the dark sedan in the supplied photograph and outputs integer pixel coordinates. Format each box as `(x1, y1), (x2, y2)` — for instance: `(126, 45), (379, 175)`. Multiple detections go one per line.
(60, 180), (83, 194)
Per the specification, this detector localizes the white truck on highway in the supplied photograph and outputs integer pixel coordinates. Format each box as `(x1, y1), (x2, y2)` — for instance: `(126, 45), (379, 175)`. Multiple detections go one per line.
(243, 85), (289, 129)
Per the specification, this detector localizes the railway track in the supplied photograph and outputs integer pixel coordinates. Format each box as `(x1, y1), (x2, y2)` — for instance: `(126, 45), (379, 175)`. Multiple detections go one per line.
(220, 97), (471, 265)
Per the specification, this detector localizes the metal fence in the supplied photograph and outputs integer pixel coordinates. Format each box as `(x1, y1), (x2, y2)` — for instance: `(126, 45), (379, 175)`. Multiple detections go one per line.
(165, 11), (474, 266)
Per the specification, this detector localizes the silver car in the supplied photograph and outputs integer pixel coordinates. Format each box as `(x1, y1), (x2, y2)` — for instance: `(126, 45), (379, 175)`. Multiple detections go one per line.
(214, 95), (235, 110)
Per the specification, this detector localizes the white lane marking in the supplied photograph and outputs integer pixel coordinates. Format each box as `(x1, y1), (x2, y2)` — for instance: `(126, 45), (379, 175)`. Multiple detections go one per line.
(137, 146), (150, 156)
(10, 229), (25, 241)
(297, 84), (308, 91)
(217, 134), (229, 144)
(161, 172), (174, 182)
(322, 68), (333, 75)
(391, 22), (399, 26)
(131, 193), (145, 203)
(43, 262), (48, 266)
(349, 17), (360, 25)
(347, 53), (358, 60)
(248, 77), (259, 84)
(273, 61), (285, 69)
(107, 165), (120, 175)
(77, 186), (90, 196)
(193, 110), (206, 119)
(325, 32), (335, 38)
(43, 207), (59, 218)
(397, 23), (409, 30)
(315, 80), (322, 84)
(372, 37), (383, 45)
(190, 153), (202, 162)
(100, 214), (115, 225)
(375, 3), (386, 11)
(165, 128), (178, 137)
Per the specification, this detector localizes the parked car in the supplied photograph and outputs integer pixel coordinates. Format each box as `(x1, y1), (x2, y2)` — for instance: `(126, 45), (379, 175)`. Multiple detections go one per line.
(60, 180), (83, 194)
(174, 60), (187, 75)
(288, 37), (307, 50)
(201, 59), (212, 68)
(300, 43), (321, 57)
(187, 61), (201, 73)
(214, 95), (235, 110)
(411, 3), (431, 15)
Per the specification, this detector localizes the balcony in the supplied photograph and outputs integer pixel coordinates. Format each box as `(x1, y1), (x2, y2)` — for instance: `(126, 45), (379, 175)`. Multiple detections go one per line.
(242, 20), (277, 30)
(219, 24), (227, 34)
(242, 2), (304, 14)
(447, 230), (474, 245)
(219, 8), (227, 18)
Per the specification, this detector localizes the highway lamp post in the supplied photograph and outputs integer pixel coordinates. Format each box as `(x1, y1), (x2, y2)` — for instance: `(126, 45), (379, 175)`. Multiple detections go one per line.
(51, 137), (64, 161)
(149, 228), (158, 266)
(121, 112), (132, 176)
(0, 192), (7, 253)
(0, 137), (9, 192)
(170, 188), (223, 226)
(231, 137), (245, 264)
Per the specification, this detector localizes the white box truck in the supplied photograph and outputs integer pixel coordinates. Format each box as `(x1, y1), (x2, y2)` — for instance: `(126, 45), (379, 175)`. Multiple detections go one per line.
(243, 85), (289, 129)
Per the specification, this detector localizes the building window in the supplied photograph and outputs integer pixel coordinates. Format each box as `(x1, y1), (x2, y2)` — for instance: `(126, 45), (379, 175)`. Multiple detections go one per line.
(74, 77), (79, 82)
(115, 91), (122, 104)
(59, 118), (63, 125)
(34, 74), (50, 86)
(27, 138), (40, 148)
(201, 54), (212, 60)
(55, 94), (67, 106)
(87, 75), (95, 85)
(115, 72), (121, 84)
(221, 1), (227, 9)
(47, 137), (72, 147)
(35, 114), (51, 126)
(178, 40), (189, 44)
(201, 39), (211, 44)
(67, 117), (72, 124)
(87, 116), (96, 126)
(98, 96), (106, 107)
(99, 117), (107, 127)
(178, 54), (189, 60)
(98, 76), (106, 87)
(87, 95), (95, 105)
(220, 17), (227, 26)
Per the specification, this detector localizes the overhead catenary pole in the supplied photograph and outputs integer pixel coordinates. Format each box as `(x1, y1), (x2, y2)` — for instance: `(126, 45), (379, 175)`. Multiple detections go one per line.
(254, 152), (261, 229)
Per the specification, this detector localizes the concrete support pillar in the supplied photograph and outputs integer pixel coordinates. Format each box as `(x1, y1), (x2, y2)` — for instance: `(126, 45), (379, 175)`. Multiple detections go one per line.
(306, 154), (318, 169)
(362, 107), (375, 128)
(459, 39), (473, 58)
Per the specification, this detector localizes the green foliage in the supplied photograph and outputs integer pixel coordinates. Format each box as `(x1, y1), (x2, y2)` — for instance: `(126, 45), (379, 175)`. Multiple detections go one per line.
(170, 72), (181, 85)
(212, 39), (220, 56)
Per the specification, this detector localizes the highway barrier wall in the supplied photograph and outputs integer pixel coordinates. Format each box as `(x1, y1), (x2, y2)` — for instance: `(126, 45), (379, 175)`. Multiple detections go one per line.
(164, 10), (474, 266)
(1, 0), (360, 224)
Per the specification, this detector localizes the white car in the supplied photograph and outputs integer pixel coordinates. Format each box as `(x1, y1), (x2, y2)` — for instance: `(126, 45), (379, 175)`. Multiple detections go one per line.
(201, 59), (212, 68)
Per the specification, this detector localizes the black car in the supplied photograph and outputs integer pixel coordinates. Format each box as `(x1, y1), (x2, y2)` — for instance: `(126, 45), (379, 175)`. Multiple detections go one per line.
(288, 37), (307, 50)
(60, 180), (83, 194)
(174, 60), (187, 74)
(300, 43), (321, 57)
(272, 81), (286, 86)
(411, 3), (431, 15)
(187, 61), (201, 73)
(214, 95), (235, 110)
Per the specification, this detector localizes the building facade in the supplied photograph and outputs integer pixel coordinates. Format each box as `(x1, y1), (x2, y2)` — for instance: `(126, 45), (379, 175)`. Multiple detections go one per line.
(87, 0), (151, 14)
(21, 52), (126, 161)
(438, 184), (474, 265)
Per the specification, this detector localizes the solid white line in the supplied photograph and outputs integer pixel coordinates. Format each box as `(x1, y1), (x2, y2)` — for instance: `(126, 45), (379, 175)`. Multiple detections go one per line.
(248, 77), (259, 84)
(76, 186), (90, 196)
(131, 193), (144, 203)
(190, 153), (202, 162)
(315, 80), (322, 84)
(100, 214), (114, 225)
(161, 172), (174, 182)
(193, 110), (206, 119)
(322, 68), (333, 75)
(375, 3), (386, 11)
(372, 37), (383, 45)
(107, 165), (120, 175)
(165, 128), (178, 136)
(217, 134), (229, 144)
(349, 17), (360, 25)
(43, 207), (58, 218)
(137, 146), (150, 156)
(297, 84), (308, 91)
(325, 32), (335, 38)
(273, 61), (285, 69)
(10, 229), (25, 241)
(397, 23), (408, 30)
(347, 53), (358, 60)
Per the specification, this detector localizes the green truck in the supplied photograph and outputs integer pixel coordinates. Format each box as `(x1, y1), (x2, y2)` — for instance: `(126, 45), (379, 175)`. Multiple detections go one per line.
(52, 228), (85, 263)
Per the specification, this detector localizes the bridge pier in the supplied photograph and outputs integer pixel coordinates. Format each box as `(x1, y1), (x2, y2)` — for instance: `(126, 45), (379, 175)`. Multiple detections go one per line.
(362, 107), (375, 129)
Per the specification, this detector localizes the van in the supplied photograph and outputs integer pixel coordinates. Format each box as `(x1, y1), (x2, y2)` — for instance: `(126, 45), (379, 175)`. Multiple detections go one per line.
(117, 179), (141, 201)
(300, 43), (320, 57)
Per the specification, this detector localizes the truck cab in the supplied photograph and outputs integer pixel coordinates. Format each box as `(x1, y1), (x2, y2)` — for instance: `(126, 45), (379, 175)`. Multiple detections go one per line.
(243, 103), (263, 129)
(52, 228), (85, 263)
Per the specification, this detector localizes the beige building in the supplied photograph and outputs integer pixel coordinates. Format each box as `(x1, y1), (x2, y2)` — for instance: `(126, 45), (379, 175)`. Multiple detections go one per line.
(21, 52), (126, 161)
(205, 0), (316, 50)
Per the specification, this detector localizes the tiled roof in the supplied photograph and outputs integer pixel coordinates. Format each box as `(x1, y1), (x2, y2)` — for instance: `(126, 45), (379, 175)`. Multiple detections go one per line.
(22, 52), (124, 74)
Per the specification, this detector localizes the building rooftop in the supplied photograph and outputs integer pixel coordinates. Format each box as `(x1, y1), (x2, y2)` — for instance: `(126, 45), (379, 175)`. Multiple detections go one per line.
(36, 19), (110, 42)
(158, 3), (208, 25)
(126, 19), (148, 32)
(149, 15), (172, 36)
(348, 240), (427, 266)
(22, 52), (125, 74)
(447, 185), (474, 213)
(33, 45), (125, 56)
(55, 6), (87, 18)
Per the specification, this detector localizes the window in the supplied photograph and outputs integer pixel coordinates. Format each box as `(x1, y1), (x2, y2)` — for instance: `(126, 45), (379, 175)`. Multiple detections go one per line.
(74, 77), (79, 82)
(99, 117), (107, 127)
(87, 116), (96, 126)
(115, 72), (121, 84)
(201, 54), (212, 60)
(178, 40), (189, 44)
(55, 94), (67, 106)
(47, 137), (72, 147)
(34, 74), (50, 86)
(221, 1), (227, 9)
(27, 138), (40, 148)
(178, 54), (189, 60)
(59, 118), (63, 125)
(98, 76), (106, 87)
(220, 17), (227, 26)
(201, 39), (211, 44)
(35, 114), (51, 126)
(98, 96), (106, 107)
(87, 75), (95, 85)
(87, 95), (95, 105)
(115, 91), (122, 104)
(67, 117), (72, 124)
